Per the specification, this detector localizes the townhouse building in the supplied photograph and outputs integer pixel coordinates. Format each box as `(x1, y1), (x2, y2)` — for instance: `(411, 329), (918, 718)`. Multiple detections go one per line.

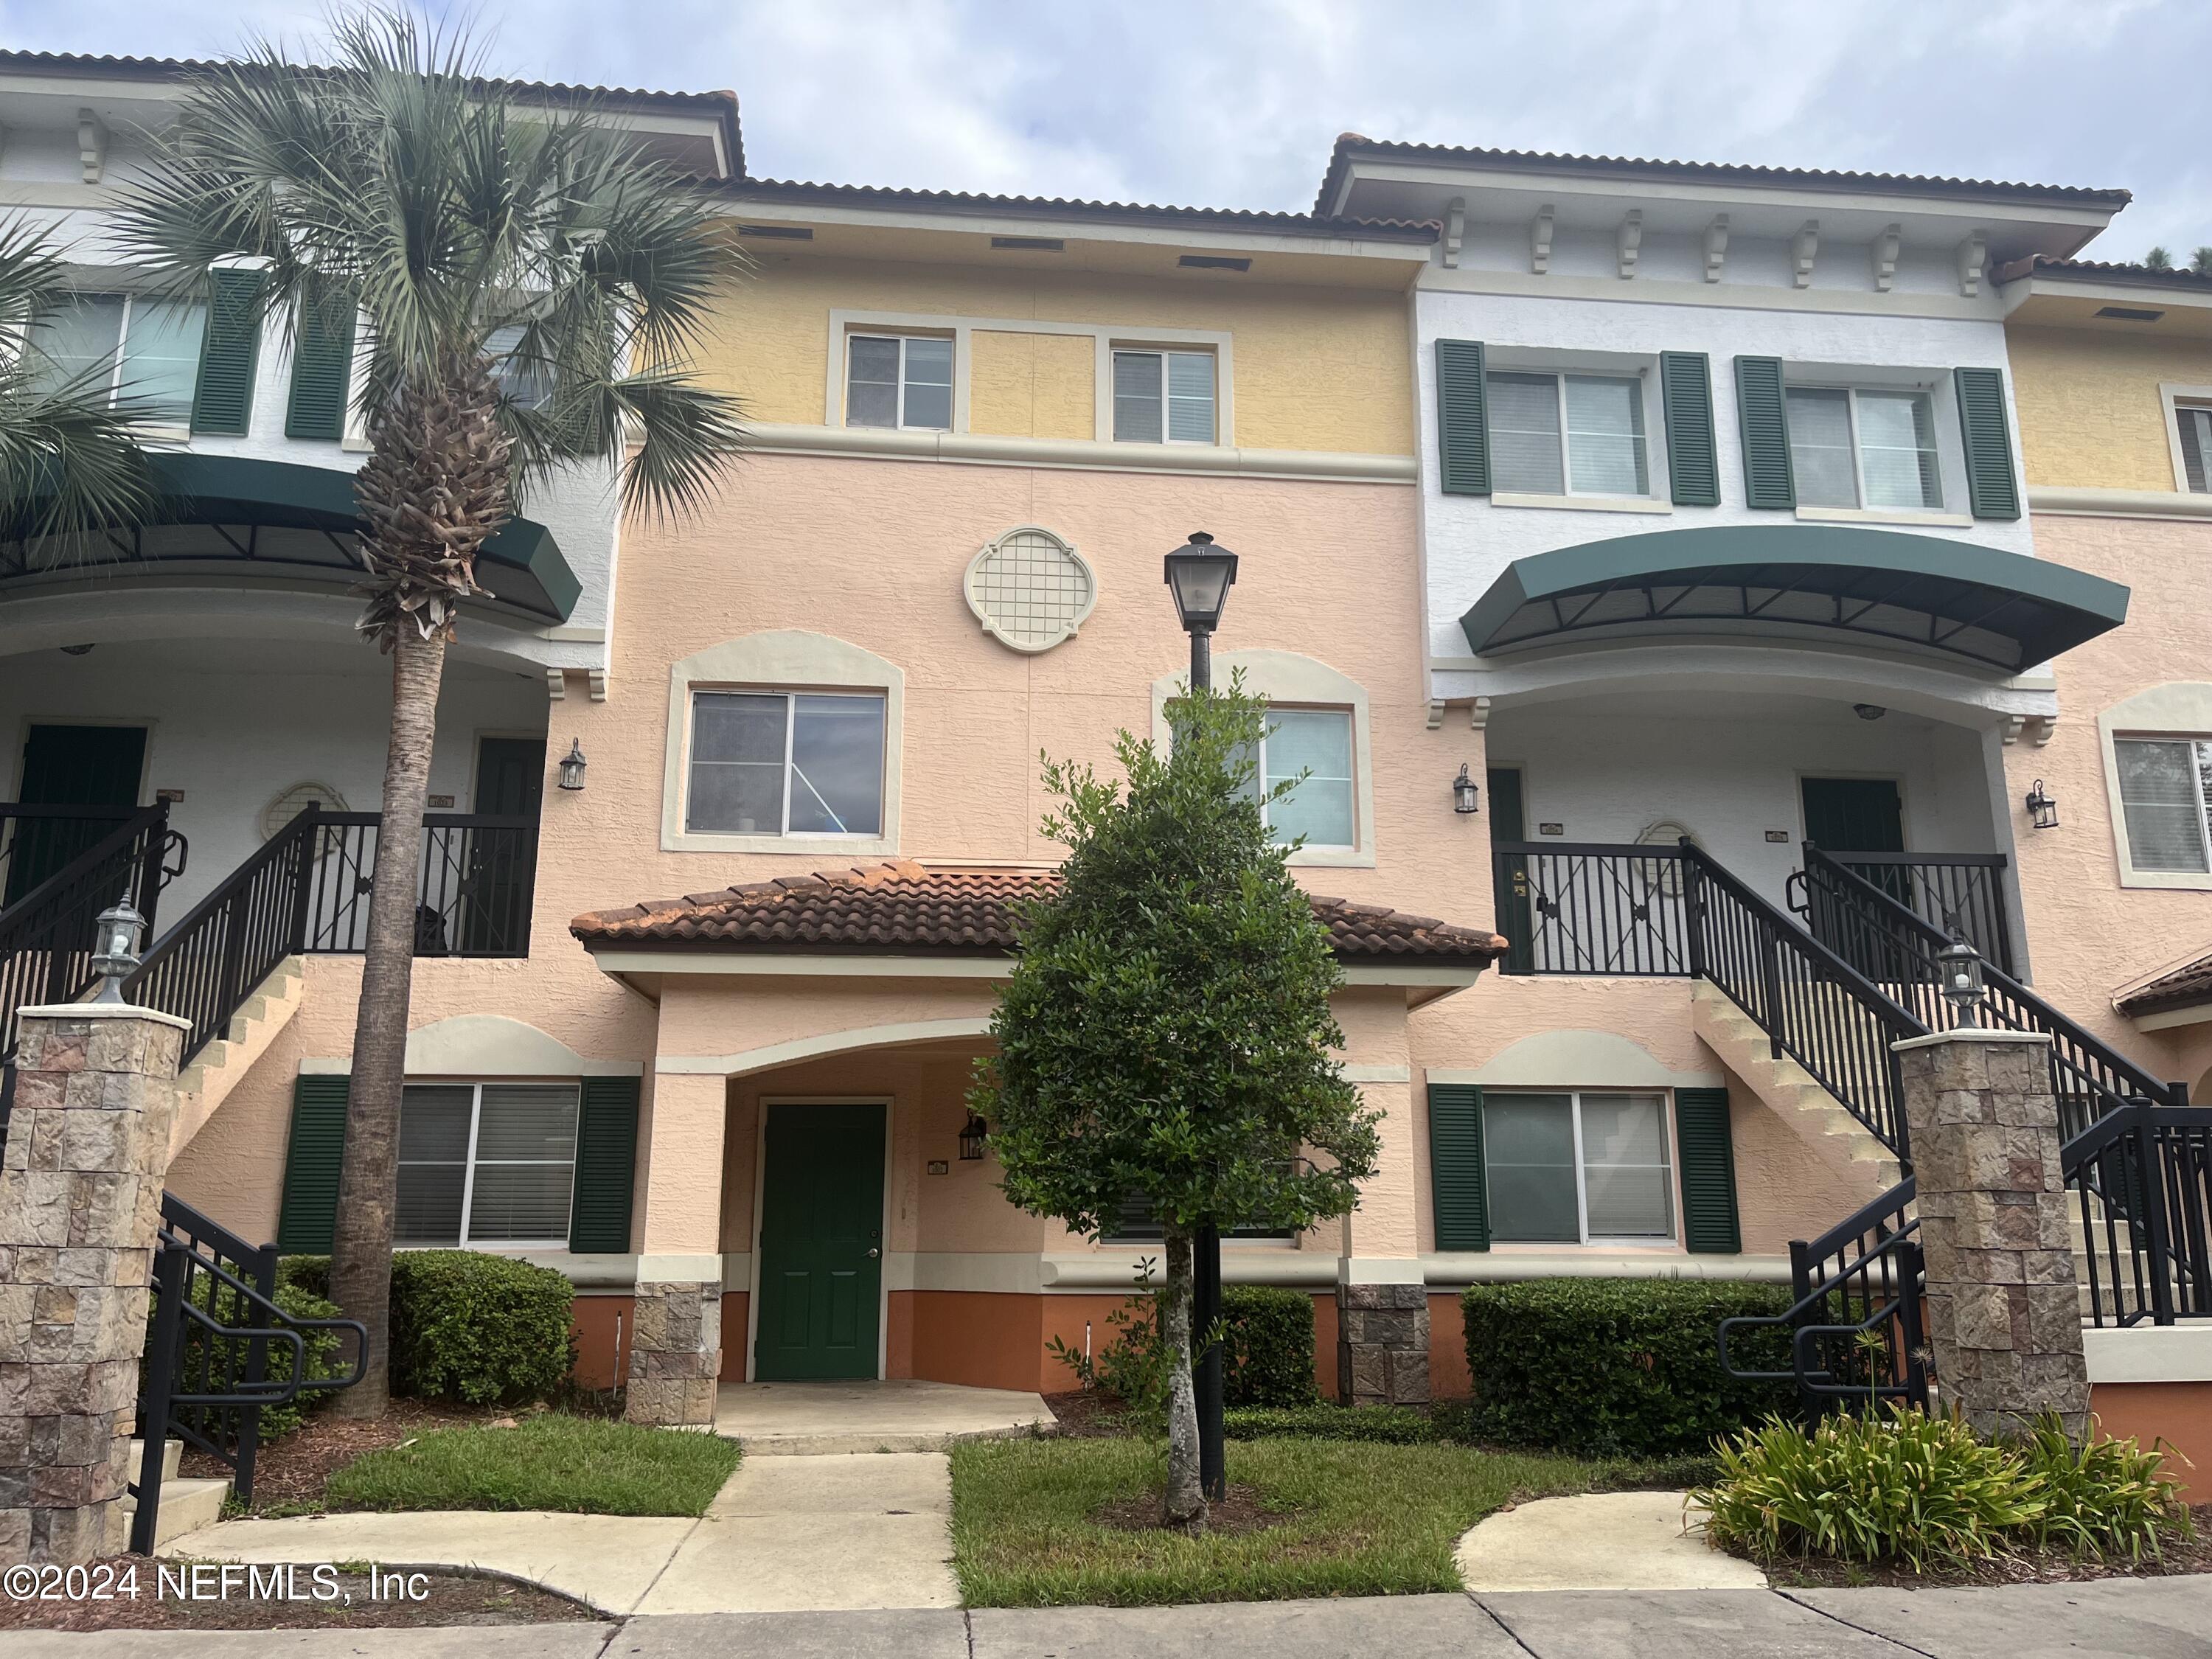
(1, 51), (2203, 1448)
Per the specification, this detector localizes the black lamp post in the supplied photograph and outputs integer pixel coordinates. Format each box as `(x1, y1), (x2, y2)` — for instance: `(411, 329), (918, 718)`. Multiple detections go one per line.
(1163, 529), (1237, 1506)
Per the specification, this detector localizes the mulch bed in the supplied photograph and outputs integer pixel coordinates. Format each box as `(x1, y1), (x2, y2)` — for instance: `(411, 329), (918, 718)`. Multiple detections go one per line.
(0, 1560), (597, 1631)
(1752, 1504), (2212, 1590)
(1091, 1481), (1299, 1538)
(1042, 1390), (1144, 1439)
(180, 1398), (512, 1515)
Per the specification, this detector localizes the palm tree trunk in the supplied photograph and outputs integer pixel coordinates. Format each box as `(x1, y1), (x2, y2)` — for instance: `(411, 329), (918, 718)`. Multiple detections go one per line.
(1161, 1229), (1207, 1529)
(328, 624), (446, 1417)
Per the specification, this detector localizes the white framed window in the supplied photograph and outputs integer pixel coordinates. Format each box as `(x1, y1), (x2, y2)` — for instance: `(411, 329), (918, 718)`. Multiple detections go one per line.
(1787, 386), (1941, 512)
(484, 322), (554, 410)
(1112, 348), (1215, 443)
(396, 1082), (579, 1249)
(26, 291), (206, 425)
(1486, 370), (1650, 498)
(686, 689), (887, 838)
(1243, 706), (1356, 849)
(846, 333), (953, 431)
(1484, 1091), (1674, 1244)
(2114, 737), (2212, 874)
(2174, 402), (2212, 495)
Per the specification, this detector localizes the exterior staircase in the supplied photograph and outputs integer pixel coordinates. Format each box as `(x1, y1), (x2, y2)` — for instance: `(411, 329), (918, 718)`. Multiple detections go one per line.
(169, 957), (306, 1155)
(111, 1439), (229, 1550)
(1689, 981), (1904, 1190)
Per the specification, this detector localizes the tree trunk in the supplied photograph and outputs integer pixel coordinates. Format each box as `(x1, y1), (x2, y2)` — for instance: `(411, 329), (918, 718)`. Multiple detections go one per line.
(1161, 1229), (1207, 1530)
(327, 625), (446, 1416)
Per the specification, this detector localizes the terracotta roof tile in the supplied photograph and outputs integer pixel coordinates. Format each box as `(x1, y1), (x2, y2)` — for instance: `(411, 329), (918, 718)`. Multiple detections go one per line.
(572, 860), (1506, 964)
(2116, 948), (2212, 1018)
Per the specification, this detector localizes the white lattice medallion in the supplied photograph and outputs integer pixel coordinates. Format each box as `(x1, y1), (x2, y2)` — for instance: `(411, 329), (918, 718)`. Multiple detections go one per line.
(963, 526), (1098, 654)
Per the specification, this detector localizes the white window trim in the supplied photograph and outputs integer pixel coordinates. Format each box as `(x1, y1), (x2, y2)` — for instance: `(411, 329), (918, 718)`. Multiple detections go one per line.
(1481, 1088), (1677, 1248)
(1784, 382), (1945, 517)
(842, 330), (956, 432)
(1486, 367), (1656, 503)
(1148, 648), (1374, 868)
(1108, 345), (1218, 445)
(397, 1078), (580, 1253)
(662, 630), (904, 855)
(2098, 684), (2212, 890)
(2160, 383), (2212, 495)
(686, 687), (890, 839)
(818, 310), (1235, 445)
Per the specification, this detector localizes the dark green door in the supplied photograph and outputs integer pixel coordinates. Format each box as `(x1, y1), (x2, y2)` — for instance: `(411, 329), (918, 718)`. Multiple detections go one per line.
(1801, 777), (1905, 852)
(459, 737), (543, 955)
(1487, 766), (1534, 974)
(7, 724), (147, 903)
(755, 1102), (885, 1380)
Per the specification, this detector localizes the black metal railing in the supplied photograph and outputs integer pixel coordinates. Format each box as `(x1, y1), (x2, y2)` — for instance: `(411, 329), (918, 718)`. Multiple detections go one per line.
(0, 803), (149, 909)
(2064, 1102), (2212, 1329)
(1686, 845), (1924, 1159)
(1719, 1177), (1929, 1417)
(1491, 842), (1693, 975)
(133, 1192), (366, 1554)
(1815, 849), (2015, 977)
(300, 810), (540, 959)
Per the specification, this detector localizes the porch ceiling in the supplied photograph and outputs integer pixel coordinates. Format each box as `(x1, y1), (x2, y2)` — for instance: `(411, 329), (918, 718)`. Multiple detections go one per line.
(1, 453), (580, 624)
(1458, 525), (2129, 674)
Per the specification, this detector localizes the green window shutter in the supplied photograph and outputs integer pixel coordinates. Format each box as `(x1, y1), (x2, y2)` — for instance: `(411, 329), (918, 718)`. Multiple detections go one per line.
(1660, 350), (1720, 506)
(568, 1076), (640, 1253)
(1733, 355), (1795, 509)
(191, 266), (265, 436)
(1428, 1083), (1489, 1251)
(285, 285), (355, 440)
(1673, 1088), (1741, 1254)
(276, 1075), (349, 1254)
(1434, 339), (1492, 495)
(1954, 366), (2022, 521)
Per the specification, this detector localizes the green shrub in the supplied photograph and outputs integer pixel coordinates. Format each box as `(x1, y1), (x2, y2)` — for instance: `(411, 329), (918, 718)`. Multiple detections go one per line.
(155, 1269), (349, 1441)
(1222, 1286), (1317, 1408)
(1046, 1260), (1171, 1417)
(1225, 1403), (1436, 1443)
(2018, 1413), (2194, 1562)
(388, 1252), (576, 1406)
(1461, 1279), (1794, 1457)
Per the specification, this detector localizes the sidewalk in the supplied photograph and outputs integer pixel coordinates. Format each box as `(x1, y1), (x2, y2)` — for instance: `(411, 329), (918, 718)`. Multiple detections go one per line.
(12, 1579), (2212, 1658)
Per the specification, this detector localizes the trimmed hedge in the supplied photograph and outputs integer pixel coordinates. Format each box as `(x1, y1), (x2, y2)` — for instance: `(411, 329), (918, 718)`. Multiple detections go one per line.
(1221, 1285), (1317, 1408)
(283, 1251), (576, 1407)
(153, 1269), (348, 1442)
(1225, 1402), (1437, 1443)
(1461, 1279), (1795, 1457)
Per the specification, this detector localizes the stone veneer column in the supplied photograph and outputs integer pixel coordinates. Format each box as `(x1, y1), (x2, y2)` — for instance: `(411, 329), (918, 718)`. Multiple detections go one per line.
(624, 1070), (726, 1427)
(1337, 1073), (1430, 1407)
(0, 1004), (188, 1563)
(625, 1279), (721, 1427)
(1894, 1027), (2090, 1440)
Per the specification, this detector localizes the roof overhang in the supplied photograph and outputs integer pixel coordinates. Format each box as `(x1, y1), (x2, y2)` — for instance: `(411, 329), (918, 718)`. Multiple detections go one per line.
(4, 453), (580, 624)
(1458, 525), (2129, 675)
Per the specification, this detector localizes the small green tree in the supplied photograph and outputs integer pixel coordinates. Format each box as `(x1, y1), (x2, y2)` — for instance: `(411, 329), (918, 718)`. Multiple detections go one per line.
(2192, 247), (2212, 277)
(2145, 246), (2174, 271)
(972, 678), (1380, 1529)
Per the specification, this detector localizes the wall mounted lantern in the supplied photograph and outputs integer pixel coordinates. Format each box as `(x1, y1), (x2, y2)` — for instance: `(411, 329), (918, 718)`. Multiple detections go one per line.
(557, 738), (588, 792)
(1453, 764), (1481, 815)
(2024, 779), (2058, 830)
(958, 1112), (990, 1161)
(91, 894), (147, 1003)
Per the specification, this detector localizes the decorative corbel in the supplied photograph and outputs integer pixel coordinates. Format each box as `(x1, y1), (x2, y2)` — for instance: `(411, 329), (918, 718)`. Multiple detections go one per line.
(2028, 714), (2057, 747)
(77, 108), (106, 185)
(1529, 204), (1555, 275)
(1871, 223), (1901, 293)
(1703, 215), (1729, 282)
(587, 668), (609, 702)
(545, 667), (567, 701)
(2002, 714), (2026, 746)
(1617, 209), (1643, 279)
(1470, 695), (1492, 731)
(1442, 197), (1465, 271)
(1426, 699), (1447, 731)
(1792, 220), (1819, 289)
(1957, 231), (1988, 299)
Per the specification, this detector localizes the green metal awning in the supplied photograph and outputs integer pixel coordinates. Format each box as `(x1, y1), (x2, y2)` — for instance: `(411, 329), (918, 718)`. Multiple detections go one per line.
(2, 453), (581, 624)
(1458, 524), (2129, 673)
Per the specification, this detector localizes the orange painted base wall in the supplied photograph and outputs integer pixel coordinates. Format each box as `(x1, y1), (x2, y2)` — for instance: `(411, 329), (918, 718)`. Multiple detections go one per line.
(567, 1292), (750, 1390)
(1429, 1293), (1470, 1399)
(2091, 1382), (2212, 1502)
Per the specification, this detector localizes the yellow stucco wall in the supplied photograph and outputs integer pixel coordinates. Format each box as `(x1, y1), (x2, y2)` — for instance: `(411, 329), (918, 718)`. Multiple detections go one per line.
(2007, 323), (2212, 491)
(699, 251), (1413, 455)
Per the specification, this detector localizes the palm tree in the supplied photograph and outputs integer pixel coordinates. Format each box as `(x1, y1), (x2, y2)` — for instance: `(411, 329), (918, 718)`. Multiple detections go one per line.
(2193, 247), (2212, 277)
(0, 217), (156, 539)
(2145, 246), (2174, 271)
(111, 11), (748, 1416)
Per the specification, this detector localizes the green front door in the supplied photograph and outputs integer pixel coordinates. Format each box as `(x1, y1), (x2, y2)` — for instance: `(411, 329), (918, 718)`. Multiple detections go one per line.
(1487, 766), (1534, 973)
(755, 1102), (885, 1380)
(1801, 777), (1905, 854)
(8, 724), (148, 903)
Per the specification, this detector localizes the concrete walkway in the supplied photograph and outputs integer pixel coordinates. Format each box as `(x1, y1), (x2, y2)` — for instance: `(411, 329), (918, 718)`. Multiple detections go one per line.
(1455, 1489), (1767, 1591)
(15, 1579), (2212, 1658)
(713, 1379), (1052, 1453)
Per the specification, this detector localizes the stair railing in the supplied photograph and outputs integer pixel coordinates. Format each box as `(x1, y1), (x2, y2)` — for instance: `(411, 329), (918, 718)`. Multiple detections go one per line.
(2061, 1099), (2212, 1329)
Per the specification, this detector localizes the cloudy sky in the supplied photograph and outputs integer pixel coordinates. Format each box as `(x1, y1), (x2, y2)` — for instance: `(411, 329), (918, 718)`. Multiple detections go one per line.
(6, 0), (2206, 260)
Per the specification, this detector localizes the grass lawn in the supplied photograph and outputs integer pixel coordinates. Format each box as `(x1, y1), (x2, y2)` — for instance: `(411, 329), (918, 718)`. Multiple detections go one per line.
(952, 1435), (1667, 1606)
(321, 1414), (741, 1517)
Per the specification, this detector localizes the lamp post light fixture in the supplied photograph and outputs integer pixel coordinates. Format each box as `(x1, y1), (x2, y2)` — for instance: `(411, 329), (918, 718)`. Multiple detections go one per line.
(1163, 531), (1239, 692)
(2024, 779), (2058, 830)
(1453, 764), (1481, 815)
(89, 893), (147, 1004)
(958, 1112), (990, 1162)
(557, 738), (588, 792)
(1938, 933), (1986, 1029)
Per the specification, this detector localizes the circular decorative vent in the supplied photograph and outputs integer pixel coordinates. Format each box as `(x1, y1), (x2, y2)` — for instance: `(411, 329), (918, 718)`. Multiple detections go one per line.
(261, 781), (349, 841)
(963, 526), (1098, 654)
(1635, 819), (1696, 895)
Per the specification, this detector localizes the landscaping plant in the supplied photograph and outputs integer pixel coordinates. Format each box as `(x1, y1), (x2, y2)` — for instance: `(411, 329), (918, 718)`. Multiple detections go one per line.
(2017, 1412), (2193, 1562)
(1221, 1286), (1318, 1408)
(385, 1251), (576, 1405)
(1046, 1259), (1174, 1420)
(975, 677), (1381, 1528)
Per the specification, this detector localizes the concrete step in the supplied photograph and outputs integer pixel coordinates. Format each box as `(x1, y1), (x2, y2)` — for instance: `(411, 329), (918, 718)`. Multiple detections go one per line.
(125, 1438), (182, 1482)
(1691, 982), (1905, 1189)
(109, 1468), (230, 1551)
(170, 956), (307, 1155)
